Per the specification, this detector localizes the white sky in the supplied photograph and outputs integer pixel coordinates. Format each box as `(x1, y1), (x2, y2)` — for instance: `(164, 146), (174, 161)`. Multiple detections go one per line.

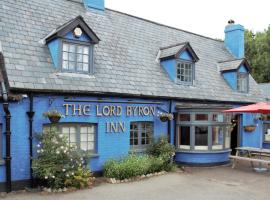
(106, 0), (270, 39)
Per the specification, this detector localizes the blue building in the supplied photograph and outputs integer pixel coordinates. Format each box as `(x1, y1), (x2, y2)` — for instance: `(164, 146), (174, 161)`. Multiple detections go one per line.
(0, 0), (267, 192)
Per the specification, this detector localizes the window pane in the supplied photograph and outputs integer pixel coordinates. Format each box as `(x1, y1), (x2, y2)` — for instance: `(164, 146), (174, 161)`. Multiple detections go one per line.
(63, 43), (69, 52)
(80, 127), (88, 134)
(83, 47), (89, 54)
(179, 126), (190, 149)
(83, 63), (89, 72)
(68, 62), (75, 70)
(195, 114), (208, 121)
(69, 45), (75, 53)
(81, 142), (88, 151)
(225, 127), (231, 148)
(88, 142), (94, 150)
(62, 61), (68, 69)
(63, 52), (68, 60)
(83, 55), (89, 63)
(195, 126), (208, 150)
(77, 54), (83, 63)
(70, 132), (76, 143)
(179, 114), (191, 121)
(81, 134), (88, 142)
(212, 114), (224, 122)
(88, 134), (94, 142)
(77, 46), (83, 54)
(212, 126), (224, 150)
(264, 123), (270, 142)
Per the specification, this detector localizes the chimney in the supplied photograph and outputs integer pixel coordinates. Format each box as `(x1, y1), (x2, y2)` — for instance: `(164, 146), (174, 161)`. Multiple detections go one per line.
(84, 0), (105, 11)
(224, 20), (245, 58)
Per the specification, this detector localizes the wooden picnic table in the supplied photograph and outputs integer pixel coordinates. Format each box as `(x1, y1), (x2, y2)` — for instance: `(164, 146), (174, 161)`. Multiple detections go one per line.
(230, 147), (270, 170)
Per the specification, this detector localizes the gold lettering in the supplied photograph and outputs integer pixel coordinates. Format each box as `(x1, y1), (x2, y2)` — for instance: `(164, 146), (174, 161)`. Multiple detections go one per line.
(117, 106), (122, 116)
(103, 106), (110, 116)
(126, 106), (132, 116)
(119, 122), (125, 132)
(63, 104), (71, 116)
(73, 104), (82, 116)
(150, 107), (155, 116)
(83, 105), (91, 116)
(96, 105), (102, 116)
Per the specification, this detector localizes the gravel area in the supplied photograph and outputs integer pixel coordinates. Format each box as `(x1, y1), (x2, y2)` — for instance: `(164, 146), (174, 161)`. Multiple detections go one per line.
(2, 164), (270, 200)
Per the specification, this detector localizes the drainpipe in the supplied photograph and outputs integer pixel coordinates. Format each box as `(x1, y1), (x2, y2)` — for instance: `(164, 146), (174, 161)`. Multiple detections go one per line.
(168, 100), (173, 143)
(1, 81), (11, 193)
(26, 93), (34, 188)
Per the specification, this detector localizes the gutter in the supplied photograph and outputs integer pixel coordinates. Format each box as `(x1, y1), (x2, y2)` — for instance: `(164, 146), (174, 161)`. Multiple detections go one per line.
(1, 81), (11, 193)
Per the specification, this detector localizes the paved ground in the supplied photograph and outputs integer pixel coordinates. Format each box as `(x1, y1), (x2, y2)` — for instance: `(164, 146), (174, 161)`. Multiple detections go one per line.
(3, 164), (270, 200)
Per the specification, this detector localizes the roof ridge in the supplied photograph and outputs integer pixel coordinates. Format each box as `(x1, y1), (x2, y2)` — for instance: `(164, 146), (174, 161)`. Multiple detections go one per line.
(218, 58), (244, 63)
(105, 8), (224, 43)
(160, 42), (188, 50)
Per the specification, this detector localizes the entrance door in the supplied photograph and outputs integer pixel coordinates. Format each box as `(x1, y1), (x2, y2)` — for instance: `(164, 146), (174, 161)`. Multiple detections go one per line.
(230, 114), (240, 155)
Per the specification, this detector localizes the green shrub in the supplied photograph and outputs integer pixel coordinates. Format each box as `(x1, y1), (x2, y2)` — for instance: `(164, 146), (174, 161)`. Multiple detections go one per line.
(32, 128), (92, 189)
(104, 154), (169, 180)
(147, 136), (176, 171)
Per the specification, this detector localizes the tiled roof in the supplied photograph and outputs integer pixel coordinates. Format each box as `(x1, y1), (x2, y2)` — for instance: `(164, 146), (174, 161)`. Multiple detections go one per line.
(219, 58), (250, 72)
(0, 0), (264, 103)
(159, 42), (199, 62)
(159, 43), (186, 60)
(259, 83), (270, 99)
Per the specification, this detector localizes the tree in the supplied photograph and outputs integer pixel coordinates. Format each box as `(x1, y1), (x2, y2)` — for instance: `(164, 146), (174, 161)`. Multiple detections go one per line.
(245, 26), (270, 83)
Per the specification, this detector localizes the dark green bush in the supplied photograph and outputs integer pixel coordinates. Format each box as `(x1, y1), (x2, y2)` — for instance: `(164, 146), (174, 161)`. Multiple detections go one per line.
(147, 136), (176, 171)
(104, 154), (166, 180)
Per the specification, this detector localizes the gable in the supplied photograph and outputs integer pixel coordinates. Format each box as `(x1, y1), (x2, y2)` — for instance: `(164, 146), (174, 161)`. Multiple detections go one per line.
(179, 50), (193, 61)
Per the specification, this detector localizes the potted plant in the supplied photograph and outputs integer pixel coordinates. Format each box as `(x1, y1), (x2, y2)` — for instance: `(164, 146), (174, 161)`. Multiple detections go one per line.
(43, 110), (62, 123)
(159, 113), (174, 122)
(244, 125), (257, 132)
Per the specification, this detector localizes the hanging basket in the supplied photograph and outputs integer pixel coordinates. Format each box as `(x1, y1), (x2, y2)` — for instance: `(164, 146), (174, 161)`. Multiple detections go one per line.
(48, 116), (61, 123)
(244, 125), (256, 132)
(159, 113), (174, 122)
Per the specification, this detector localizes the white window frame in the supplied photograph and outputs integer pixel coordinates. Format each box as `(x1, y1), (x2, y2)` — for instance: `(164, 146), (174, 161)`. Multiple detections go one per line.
(176, 60), (194, 85)
(130, 122), (154, 150)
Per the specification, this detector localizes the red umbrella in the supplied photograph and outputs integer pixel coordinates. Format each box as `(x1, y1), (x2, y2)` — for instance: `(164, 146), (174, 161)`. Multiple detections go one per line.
(223, 102), (270, 114)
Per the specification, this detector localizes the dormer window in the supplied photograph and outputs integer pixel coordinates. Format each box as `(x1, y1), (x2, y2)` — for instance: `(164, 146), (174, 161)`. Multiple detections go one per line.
(237, 72), (248, 93)
(159, 42), (199, 85)
(45, 16), (100, 74)
(62, 42), (93, 73)
(176, 61), (194, 84)
(219, 58), (251, 93)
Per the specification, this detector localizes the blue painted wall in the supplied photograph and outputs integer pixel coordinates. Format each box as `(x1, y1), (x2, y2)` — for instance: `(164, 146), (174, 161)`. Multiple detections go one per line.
(48, 39), (60, 68)
(179, 50), (193, 61)
(223, 71), (237, 90)
(65, 31), (91, 43)
(84, 0), (105, 11)
(224, 24), (245, 58)
(241, 113), (263, 148)
(0, 96), (170, 185)
(161, 60), (176, 82)
(239, 64), (248, 73)
(175, 150), (231, 165)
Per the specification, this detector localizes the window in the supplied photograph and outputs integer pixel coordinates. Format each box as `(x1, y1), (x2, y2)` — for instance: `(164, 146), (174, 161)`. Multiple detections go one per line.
(264, 122), (270, 142)
(62, 42), (92, 73)
(176, 61), (193, 84)
(176, 111), (232, 151)
(237, 73), (248, 93)
(130, 122), (153, 149)
(43, 123), (96, 152)
(179, 126), (191, 150)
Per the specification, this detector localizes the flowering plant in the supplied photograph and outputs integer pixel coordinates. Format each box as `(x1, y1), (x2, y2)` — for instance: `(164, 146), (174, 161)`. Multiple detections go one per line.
(43, 110), (62, 118)
(159, 113), (174, 122)
(32, 128), (91, 189)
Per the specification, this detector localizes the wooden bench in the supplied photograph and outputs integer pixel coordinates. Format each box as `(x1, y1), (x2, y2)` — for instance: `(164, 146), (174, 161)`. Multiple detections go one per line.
(230, 155), (270, 169)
